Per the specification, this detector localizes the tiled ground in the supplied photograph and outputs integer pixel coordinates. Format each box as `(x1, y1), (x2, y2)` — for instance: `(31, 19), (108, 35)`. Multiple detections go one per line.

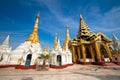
(0, 65), (120, 80)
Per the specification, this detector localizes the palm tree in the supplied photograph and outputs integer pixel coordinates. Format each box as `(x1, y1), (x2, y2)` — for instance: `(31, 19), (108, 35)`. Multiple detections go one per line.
(38, 54), (50, 69)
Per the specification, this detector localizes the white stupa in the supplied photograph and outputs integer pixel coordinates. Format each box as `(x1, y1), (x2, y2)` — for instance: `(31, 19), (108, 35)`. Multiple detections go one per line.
(50, 25), (72, 67)
(0, 35), (12, 65)
(112, 33), (120, 51)
(10, 13), (42, 66)
(62, 25), (72, 64)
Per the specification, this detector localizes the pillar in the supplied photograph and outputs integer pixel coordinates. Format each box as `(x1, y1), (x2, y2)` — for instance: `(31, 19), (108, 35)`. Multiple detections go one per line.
(105, 43), (112, 62)
(81, 44), (86, 62)
(72, 46), (76, 63)
(94, 42), (101, 62)
(77, 47), (81, 60)
(89, 45), (95, 62)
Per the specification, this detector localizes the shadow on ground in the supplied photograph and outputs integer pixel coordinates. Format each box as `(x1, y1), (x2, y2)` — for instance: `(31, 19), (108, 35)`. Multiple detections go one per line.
(90, 65), (120, 71)
(21, 77), (33, 80)
(72, 71), (120, 80)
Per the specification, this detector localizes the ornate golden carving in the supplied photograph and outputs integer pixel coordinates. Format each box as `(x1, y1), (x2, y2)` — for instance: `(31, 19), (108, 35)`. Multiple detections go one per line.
(77, 14), (94, 38)
(69, 15), (113, 63)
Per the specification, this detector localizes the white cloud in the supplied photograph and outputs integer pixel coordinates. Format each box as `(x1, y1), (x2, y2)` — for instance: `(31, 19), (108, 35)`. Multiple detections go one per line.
(36, 0), (120, 48)
(101, 7), (120, 27)
(37, 0), (78, 33)
(94, 27), (120, 32)
(88, 6), (120, 33)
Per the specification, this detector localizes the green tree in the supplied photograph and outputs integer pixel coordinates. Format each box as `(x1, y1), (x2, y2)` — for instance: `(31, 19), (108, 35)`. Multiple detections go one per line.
(38, 54), (50, 68)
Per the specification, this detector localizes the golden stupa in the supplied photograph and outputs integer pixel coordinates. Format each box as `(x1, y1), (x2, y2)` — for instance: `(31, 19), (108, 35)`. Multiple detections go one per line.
(26, 13), (40, 44)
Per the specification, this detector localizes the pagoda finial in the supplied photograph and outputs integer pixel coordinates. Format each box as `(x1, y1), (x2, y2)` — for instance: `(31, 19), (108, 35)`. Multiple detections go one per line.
(62, 25), (71, 50)
(77, 14), (94, 39)
(80, 14), (83, 19)
(57, 35), (61, 47)
(26, 13), (40, 43)
(53, 33), (58, 50)
(66, 24), (70, 39)
(44, 43), (49, 52)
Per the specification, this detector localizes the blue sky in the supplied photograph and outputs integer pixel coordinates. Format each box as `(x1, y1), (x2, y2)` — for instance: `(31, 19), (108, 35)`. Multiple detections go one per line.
(0, 0), (120, 50)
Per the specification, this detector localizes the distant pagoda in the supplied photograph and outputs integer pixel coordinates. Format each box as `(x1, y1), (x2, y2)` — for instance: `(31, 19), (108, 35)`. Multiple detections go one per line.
(112, 33), (120, 51)
(0, 35), (12, 65)
(69, 15), (113, 63)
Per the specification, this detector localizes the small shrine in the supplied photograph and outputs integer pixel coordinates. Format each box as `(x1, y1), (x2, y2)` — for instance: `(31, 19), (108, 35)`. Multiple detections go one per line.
(50, 25), (72, 68)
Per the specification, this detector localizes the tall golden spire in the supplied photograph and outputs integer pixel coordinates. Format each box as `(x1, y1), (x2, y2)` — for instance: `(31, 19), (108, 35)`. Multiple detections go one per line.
(26, 13), (40, 43)
(53, 33), (58, 50)
(77, 14), (94, 39)
(62, 25), (71, 50)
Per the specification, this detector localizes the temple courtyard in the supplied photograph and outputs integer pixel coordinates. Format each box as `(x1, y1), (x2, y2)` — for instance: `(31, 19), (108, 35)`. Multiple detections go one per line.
(0, 64), (120, 80)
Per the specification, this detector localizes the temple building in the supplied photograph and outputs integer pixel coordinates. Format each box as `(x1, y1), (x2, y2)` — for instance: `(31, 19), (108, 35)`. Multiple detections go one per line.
(10, 13), (42, 66)
(0, 35), (12, 65)
(50, 34), (64, 66)
(69, 15), (113, 64)
(50, 26), (72, 68)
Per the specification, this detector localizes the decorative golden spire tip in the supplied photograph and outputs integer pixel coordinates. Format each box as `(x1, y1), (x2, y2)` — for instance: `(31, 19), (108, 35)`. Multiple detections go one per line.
(80, 14), (83, 19)
(26, 13), (40, 43)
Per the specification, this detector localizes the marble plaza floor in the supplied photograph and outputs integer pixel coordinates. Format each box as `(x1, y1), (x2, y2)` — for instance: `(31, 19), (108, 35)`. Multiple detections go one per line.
(0, 64), (120, 80)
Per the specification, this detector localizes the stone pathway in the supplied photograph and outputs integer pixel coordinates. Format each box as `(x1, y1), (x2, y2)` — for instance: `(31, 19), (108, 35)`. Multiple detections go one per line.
(0, 65), (120, 80)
